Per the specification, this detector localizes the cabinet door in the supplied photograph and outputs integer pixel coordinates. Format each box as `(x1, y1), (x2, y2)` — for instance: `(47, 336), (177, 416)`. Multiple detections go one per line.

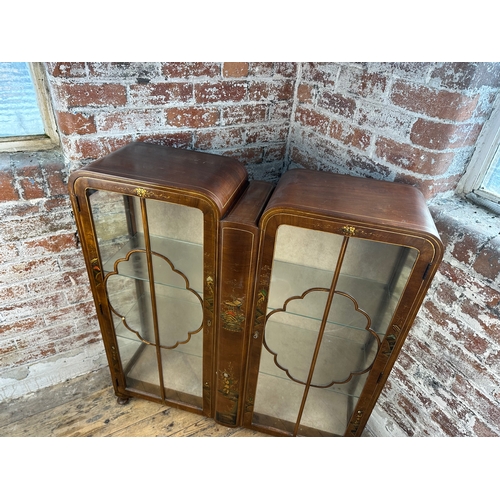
(74, 181), (218, 414)
(244, 222), (428, 437)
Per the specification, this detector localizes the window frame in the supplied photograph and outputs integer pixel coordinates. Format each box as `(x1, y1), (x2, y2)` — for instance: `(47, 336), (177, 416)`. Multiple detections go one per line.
(457, 92), (500, 213)
(0, 62), (59, 153)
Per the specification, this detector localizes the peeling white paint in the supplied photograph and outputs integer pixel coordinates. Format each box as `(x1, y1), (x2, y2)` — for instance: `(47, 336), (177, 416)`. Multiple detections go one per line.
(0, 346), (107, 403)
(366, 406), (408, 437)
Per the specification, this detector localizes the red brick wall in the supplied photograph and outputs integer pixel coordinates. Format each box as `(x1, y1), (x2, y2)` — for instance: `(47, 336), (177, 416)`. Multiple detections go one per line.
(47, 62), (296, 182)
(290, 62), (500, 198)
(372, 199), (500, 436)
(0, 151), (104, 399)
(0, 62), (499, 436)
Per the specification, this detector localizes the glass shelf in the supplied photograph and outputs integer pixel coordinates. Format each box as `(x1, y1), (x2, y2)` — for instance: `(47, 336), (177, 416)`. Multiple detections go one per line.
(261, 316), (377, 394)
(102, 233), (204, 294)
(266, 258), (413, 335)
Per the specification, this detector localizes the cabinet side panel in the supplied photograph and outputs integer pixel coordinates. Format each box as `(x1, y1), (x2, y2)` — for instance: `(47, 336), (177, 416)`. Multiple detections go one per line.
(215, 226), (259, 425)
(215, 182), (273, 426)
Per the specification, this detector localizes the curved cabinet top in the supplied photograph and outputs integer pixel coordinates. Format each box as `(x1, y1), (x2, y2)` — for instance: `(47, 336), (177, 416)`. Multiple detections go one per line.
(69, 142), (248, 217)
(262, 169), (442, 244)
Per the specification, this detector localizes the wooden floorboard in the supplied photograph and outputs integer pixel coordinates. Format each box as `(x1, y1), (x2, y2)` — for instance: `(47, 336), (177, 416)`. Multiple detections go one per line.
(0, 368), (110, 428)
(0, 367), (372, 437)
(0, 367), (268, 437)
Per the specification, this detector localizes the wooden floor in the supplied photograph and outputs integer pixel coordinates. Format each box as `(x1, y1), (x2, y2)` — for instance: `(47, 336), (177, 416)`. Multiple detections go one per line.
(0, 367), (267, 437)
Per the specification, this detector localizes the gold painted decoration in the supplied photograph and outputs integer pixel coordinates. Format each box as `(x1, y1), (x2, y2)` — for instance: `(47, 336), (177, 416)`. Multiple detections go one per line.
(221, 297), (245, 332)
(90, 258), (102, 284)
(218, 364), (238, 397)
(382, 333), (397, 356)
(342, 225), (356, 236)
(259, 265), (272, 287)
(253, 288), (268, 332)
(244, 394), (254, 414)
(205, 276), (215, 315)
(134, 187), (153, 198)
(349, 410), (364, 434)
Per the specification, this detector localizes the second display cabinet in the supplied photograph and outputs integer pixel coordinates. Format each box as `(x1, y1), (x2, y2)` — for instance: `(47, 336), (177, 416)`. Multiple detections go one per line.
(240, 169), (443, 436)
(69, 142), (443, 437)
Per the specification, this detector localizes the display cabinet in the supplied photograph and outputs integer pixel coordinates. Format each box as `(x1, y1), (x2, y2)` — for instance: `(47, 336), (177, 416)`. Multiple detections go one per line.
(69, 143), (443, 437)
(241, 169), (443, 436)
(68, 142), (247, 416)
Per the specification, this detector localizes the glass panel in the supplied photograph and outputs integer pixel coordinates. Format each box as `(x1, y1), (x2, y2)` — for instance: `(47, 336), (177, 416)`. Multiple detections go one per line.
(108, 271), (156, 345)
(298, 386), (356, 437)
(89, 189), (136, 263)
(0, 62), (45, 137)
(253, 225), (418, 435)
(88, 189), (204, 406)
(146, 198), (203, 244)
(117, 339), (162, 398)
(161, 338), (203, 399)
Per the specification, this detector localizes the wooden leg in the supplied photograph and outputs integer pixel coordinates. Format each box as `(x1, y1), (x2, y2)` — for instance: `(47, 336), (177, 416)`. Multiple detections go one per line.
(117, 396), (130, 405)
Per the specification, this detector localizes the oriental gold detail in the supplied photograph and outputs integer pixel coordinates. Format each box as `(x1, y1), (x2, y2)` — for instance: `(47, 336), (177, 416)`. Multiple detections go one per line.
(254, 288), (268, 329)
(342, 225), (356, 236)
(259, 265), (272, 287)
(110, 345), (120, 374)
(383, 334), (397, 356)
(244, 395), (254, 413)
(90, 258), (102, 284)
(221, 297), (245, 332)
(134, 187), (153, 198)
(219, 364), (237, 397)
(349, 410), (364, 434)
(205, 276), (215, 314)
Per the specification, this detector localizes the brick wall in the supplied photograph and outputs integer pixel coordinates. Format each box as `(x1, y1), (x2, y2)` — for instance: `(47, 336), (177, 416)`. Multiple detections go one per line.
(290, 62), (500, 198)
(0, 150), (105, 400)
(47, 62), (297, 182)
(0, 62), (499, 436)
(370, 198), (500, 436)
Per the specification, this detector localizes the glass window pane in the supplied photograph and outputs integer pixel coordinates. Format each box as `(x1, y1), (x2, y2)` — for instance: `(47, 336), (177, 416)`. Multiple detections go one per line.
(0, 62), (45, 137)
(481, 144), (500, 198)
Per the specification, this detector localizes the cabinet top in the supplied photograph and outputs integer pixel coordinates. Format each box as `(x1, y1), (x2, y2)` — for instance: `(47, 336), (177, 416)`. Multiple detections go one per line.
(69, 142), (248, 216)
(263, 169), (441, 240)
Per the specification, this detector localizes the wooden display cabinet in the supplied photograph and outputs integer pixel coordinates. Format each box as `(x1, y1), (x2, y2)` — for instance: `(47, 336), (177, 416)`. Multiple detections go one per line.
(69, 142), (443, 436)
(68, 142), (248, 416)
(241, 169), (444, 436)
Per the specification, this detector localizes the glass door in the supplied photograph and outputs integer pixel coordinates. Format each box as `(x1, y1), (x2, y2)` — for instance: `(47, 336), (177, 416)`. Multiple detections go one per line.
(88, 189), (205, 409)
(249, 225), (418, 436)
